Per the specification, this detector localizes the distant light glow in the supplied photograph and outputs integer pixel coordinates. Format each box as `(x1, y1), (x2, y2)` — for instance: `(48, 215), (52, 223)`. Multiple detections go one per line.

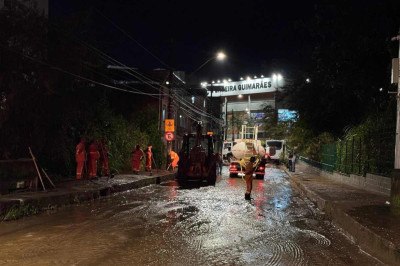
(217, 80), (221, 83)
(223, 79), (227, 83)
(238, 94), (243, 98)
(166, 81), (170, 85)
(212, 81), (215, 84)
(228, 78), (232, 82)
(240, 77), (243, 80)
(306, 78), (311, 83)
(254, 76), (257, 78)
(277, 74), (283, 80)
(261, 75), (264, 78)
(246, 76), (251, 80)
(216, 51), (226, 61)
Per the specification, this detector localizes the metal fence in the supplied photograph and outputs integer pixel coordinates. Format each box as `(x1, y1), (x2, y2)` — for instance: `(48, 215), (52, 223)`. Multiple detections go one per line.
(307, 132), (395, 177)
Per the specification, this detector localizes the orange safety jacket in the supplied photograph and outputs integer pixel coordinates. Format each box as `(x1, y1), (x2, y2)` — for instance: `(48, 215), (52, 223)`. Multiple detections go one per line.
(76, 142), (86, 162)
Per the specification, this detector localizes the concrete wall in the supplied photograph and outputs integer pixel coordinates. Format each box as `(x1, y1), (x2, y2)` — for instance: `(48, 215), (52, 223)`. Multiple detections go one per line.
(304, 162), (391, 196)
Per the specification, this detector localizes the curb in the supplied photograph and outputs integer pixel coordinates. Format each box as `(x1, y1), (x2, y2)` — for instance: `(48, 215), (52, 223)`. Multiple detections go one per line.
(285, 168), (400, 265)
(0, 173), (176, 220)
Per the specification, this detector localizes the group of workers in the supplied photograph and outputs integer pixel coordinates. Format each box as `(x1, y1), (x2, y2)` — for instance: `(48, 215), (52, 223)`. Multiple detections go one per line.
(75, 139), (180, 180)
(131, 144), (154, 175)
(75, 138), (110, 180)
(75, 139), (296, 201)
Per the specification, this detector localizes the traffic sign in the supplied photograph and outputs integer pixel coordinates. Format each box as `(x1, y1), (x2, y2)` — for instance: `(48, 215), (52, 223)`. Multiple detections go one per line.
(165, 132), (175, 141)
(165, 119), (175, 132)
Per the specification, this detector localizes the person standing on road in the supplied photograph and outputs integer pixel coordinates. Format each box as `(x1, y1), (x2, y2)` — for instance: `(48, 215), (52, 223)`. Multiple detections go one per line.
(145, 144), (153, 175)
(244, 156), (256, 200)
(88, 140), (100, 179)
(131, 145), (144, 174)
(75, 138), (86, 180)
(288, 152), (293, 172)
(291, 152), (296, 172)
(215, 152), (223, 175)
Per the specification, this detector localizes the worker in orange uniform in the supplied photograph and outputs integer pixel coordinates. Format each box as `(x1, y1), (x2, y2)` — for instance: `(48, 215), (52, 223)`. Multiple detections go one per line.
(88, 140), (100, 179)
(169, 150), (179, 171)
(131, 145), (144, 174)
(99, 139), (110, 177)
(145, 144), (153, 175)
(75, 138), (86, 180)
(244, 156), (256, 200)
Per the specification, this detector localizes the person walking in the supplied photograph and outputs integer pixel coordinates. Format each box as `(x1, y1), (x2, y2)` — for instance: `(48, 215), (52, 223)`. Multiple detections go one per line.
(75, 138), (86, 180)
(244, 156), (256, 200)
(145, 144), (153, 175)
(88, 140), (100, 179)
(131, 145), (144, 174)
(99, 139), (110, 177)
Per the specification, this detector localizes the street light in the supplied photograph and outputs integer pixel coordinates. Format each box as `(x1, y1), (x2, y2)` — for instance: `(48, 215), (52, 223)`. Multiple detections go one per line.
(190, 51), (226, 77)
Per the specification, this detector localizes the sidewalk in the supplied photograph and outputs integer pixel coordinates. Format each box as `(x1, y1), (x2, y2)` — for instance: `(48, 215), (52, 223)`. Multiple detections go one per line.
(0, 170), (176, 220)
(287, 161), (400, 265)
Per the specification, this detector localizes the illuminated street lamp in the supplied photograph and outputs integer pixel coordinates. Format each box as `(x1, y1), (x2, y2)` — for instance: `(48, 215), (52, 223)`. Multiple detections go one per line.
(216, 51), (226, 61)
(190, 51), (227, 76)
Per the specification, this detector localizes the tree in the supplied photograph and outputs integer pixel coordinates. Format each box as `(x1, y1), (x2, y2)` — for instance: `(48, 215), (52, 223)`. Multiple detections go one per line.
(282, 1), (400, 137)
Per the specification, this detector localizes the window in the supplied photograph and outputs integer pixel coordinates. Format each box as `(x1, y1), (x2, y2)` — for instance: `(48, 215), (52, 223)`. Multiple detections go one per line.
(267, 141), (283, 150)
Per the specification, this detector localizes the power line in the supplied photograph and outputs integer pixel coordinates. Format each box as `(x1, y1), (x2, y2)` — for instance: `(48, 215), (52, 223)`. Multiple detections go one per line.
(94, 8), (171, 69)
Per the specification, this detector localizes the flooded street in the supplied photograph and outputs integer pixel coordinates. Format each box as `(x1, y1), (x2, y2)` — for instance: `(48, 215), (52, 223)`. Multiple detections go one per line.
(0, 166), (381, 265)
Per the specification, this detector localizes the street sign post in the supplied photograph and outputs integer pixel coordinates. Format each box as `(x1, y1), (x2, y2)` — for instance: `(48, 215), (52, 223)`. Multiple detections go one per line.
(165, 132), (175, 141)
(165, 119), (175, 132)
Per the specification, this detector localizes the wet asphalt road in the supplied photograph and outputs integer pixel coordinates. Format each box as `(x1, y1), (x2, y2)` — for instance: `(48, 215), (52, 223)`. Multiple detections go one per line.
(0, 165), (382, 265)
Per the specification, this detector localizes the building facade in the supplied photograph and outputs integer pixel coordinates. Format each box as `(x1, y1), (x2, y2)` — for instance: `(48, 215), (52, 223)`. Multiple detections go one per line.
(207, 76), (284, 140)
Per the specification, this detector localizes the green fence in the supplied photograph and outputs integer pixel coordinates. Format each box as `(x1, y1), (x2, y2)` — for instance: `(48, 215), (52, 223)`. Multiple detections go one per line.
(308, 132), (395, 177)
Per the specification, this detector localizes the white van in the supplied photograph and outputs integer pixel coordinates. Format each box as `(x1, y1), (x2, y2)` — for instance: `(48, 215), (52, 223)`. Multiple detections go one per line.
(265, 140), (285, 163)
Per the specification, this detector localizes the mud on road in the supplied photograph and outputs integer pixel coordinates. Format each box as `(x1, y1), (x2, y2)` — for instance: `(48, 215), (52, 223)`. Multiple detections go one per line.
(0, 165), (382, 265)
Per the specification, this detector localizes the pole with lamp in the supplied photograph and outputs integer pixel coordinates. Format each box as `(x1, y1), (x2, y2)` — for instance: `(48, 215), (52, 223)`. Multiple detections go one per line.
(391, 30), (400, 212)
(188, 51), (226, 132)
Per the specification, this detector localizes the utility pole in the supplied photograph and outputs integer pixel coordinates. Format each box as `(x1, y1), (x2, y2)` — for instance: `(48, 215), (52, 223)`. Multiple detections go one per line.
(166, 70), (173, 167)
(391, 29), (400, 212)
(231, 109), (234, 142)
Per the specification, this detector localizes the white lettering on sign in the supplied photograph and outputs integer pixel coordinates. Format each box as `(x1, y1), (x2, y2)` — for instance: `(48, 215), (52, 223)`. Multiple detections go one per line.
(207, 78), (281, 97)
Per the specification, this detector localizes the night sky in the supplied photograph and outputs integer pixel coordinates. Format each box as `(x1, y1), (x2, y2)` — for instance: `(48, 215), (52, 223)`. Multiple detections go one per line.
(49, 0), (390, 82)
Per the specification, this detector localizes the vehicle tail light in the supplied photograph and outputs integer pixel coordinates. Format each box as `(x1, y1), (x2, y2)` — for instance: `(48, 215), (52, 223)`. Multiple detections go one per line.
(259, 166), (264, 171)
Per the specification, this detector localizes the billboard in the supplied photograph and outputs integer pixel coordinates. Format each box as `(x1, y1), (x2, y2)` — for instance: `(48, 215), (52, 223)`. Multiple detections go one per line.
(278, 109), (298, 122)
(208, 77), (280, 97)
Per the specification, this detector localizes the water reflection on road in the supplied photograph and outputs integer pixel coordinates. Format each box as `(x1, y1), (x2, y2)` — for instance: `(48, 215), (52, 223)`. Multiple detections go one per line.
(0, 165), (381, 265)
